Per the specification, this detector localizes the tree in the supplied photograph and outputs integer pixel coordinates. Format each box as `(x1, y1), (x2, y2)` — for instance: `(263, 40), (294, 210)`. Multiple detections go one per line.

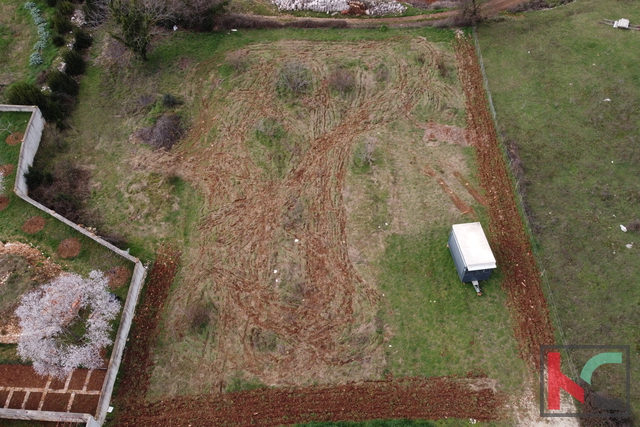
(108, 0), (173, 61)
(453, 0), (484, 27)
(15, 271), (121, 379)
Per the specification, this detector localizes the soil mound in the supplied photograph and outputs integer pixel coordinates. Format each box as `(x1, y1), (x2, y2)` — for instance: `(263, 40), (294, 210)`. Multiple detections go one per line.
(106, 266), (132, 289)
(57, 238), (81, 258)
(0, 196), (9, 211)
(22, 216), (46, 234)
(5, 132), (23, 146)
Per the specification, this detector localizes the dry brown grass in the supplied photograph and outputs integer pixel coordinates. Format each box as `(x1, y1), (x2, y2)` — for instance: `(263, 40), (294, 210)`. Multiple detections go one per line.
(147, 38), (466, 397)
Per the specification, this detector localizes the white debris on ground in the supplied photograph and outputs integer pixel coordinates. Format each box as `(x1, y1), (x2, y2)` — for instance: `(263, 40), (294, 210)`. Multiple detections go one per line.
(270, 0), (405, 15)
(620, 224), (627, 232)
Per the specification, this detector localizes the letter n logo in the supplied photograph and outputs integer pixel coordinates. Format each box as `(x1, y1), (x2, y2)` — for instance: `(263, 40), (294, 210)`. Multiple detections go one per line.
(547, 352), (584, 410)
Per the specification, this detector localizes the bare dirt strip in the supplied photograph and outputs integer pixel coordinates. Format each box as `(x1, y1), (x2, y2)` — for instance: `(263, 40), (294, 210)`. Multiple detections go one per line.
(115, 245), (181, 412)
(117, 375), (503, 426)
(453, 34), (555, 369)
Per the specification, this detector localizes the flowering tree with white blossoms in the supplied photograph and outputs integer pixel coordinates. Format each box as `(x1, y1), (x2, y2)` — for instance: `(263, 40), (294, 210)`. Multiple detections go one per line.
(15, 271), (121, 379)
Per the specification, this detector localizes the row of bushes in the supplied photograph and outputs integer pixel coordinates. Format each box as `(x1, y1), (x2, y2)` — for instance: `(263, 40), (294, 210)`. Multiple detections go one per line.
(24, 2), (49, 67)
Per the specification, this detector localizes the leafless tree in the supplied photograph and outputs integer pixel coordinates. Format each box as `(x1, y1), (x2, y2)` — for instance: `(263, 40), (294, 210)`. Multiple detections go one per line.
(15, 271), (121, 379)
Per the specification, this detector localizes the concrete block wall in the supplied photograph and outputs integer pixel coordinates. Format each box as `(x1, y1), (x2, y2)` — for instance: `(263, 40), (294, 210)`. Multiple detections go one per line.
(0, 105), (148, 426)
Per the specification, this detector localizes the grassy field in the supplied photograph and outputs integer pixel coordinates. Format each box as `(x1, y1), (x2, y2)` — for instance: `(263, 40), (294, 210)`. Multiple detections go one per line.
(478, 0), (640, 416)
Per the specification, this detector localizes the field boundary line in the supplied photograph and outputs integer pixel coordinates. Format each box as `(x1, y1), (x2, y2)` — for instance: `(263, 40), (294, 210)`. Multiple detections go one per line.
(0, 105), (148, 426)
(471, 29), (577, 379)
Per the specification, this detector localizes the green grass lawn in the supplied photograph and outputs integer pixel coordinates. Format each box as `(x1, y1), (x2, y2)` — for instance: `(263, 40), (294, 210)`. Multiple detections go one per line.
(477, 0), (640, 416)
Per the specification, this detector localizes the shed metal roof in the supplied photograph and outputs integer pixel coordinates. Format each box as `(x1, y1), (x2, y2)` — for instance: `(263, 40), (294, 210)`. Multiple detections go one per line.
(451, 222), (497, 271)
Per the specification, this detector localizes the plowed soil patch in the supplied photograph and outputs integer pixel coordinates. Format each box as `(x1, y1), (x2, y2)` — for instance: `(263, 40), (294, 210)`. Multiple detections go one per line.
(5, 132), (23, 146)
(0, 196), (9, 211)
(117, 376), (503, 426)
(57, 238), (81, 259)
(22, 216), (46, 234)
(454, 35), (555, 369)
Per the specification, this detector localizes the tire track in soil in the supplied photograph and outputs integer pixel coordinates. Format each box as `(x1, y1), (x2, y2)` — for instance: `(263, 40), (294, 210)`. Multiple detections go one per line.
(115, 41), (506, 425)
(453, 34), (555, 369)
(167, 41), (459, 388)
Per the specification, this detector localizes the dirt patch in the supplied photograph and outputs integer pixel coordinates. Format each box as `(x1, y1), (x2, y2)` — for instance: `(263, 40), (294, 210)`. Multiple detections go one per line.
(105, 266), (132, 289)
(419, 122), (469, 146)
(41, 392), (71, 412)
(87, 369), (106, 391)
(8, 390), (26, 407)
(0, 365), (47, 388)
(0, 196), (9, 211)
(117, 375), (504, 426)
(70, 394), (99, 414)
(68, 369), (88, 390)
(23, 391), (42, 410)
(5, 132), (23, 146)
(57, 238), (81, 259)
(0, 164), (14, 176)
(21, 216), (46, 234)
(115, 245), (181, 409)
(454, 34), (555, 369)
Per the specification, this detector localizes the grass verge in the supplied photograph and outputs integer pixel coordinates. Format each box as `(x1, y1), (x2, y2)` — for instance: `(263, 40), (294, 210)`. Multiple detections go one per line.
(478, 0), (640, 416)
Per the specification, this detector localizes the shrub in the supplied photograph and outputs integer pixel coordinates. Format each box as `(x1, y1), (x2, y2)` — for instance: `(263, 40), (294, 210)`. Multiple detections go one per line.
(72, 27), (93, 50)
(62, 49), (86, 76)
(52, 34), (66, 47)
(29, 52), (44, 67)
(628, 219), (640, 233)
(135, 113), (184, 150)
(56, 0), (74, 15)
(47, 70), (79, 96)
(178, 0), (228, 31)
(52, 11), (73, 34)
(328, 67), (356, 95)
(5, 81), (48, 108)
(276, 62), (312, 98)
(24, 166), (53, 189)
(29, 161), (90, 222)
(5, 82), (66, 123)
(161, 93), (180, 108)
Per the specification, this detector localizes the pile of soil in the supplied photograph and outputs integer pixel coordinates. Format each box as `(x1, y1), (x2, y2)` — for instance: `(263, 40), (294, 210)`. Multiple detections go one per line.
(5, 132), (23, 146)
(57, 238), (81, 259)
(105, 265), (132, 289)
(0, 196), (9, 211)
(22, 216), (46, 234)
(0, 164), (14, 176)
